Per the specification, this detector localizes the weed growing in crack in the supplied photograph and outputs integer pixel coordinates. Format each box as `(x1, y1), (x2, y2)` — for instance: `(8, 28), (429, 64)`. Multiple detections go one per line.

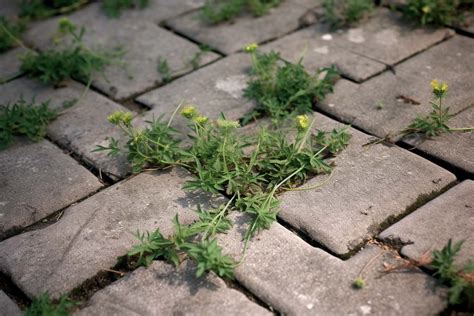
(19, 0), (89, 19)
(102, 0), (150, 18)
(403, 0), (473, 26)
(200, 0), (282, 24)
(403, 80), (474, 137)
(189, 44), (212, 70)
(0, 16), (26, 53)
(157, 57), (172, 83)
(24, 293), (77, 316)
(242, 44), (338, 123)
(20, 18), (124, 86)
(0, 99), (57, 150)
(323, 0), (374, 28)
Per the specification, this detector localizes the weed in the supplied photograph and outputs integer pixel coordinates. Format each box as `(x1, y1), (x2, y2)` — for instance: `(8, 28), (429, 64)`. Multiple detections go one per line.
(102, 0), (150, 18)
(0, 99), (57, 150)
(20, 18), (123, 86)
(323, 0), (374, 28)
(403, 80), (474, 137)
(242, 44), (338, 123)
(189, 44), (212, 70)
(24, 293), (77, 316)
(19, 0), (89, 19)
(0, 17), (26, 53)
(200, 0), (282, 24)
(157, 57), (172, 83)
(403, 0), (472, 26)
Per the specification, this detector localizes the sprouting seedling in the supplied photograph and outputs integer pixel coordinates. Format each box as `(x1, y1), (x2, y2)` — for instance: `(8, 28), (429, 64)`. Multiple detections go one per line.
(352, 251), (384, 290)
(200, 0), (282, 24)
(323, 0), (374, 29)
(189, 44), (212, 70)
(24, 293), (78, 316)
(157, 57), (172, 83)
(102, 0), (150, 18)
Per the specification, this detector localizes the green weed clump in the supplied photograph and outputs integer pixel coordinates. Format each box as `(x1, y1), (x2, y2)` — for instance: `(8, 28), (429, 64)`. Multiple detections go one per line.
(19, 0), (88, 19)
(201, 0), (282, 24)
(20, 18), (123, 85)
(403, 0), (472, 26)
(323, 0), (374, 28)
(243, 43), (338, 123)
(24, 293), (76, 316)
(0, 99), (57, 150)
(102, 0), (150, 18)
(0, 17), (26, 53)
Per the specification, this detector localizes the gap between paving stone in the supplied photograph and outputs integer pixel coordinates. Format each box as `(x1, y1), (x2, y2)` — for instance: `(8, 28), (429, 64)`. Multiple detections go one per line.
(0, 290), (22, 316)
(21, 3), (220, 100)
(0, 167), (223, 299)
(0, 78), (132, 180)
(165, 0), (320, 55)
(379, 180), (474, 267)
(0, 47), (26, 84)
(320, 35), (474, 142)
(0, 139), (103, 240)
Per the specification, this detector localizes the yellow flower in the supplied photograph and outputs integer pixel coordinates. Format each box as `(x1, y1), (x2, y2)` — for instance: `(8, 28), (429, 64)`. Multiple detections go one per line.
(217, 119), (240, 129)
(180, 105), (198, 119)
(430, 79), (439, 90)
(296, 115), (309, 130)
(107, 111), (133, 126)
(244, 43), (258, 53)
(430, 79), (448, 97)
(195, 116), (209, 124)
(421, 5), (431, 14)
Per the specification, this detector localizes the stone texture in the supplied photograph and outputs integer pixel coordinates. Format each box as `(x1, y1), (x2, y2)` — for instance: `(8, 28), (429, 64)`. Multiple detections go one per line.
(320, 36), (474, 140)
(218, 212), (447, 315)
(0, 140), (102, 239)
(403, 106), (474, 175)
(0, 291), (22, 316)
(77, 261), (270, 316)
(275, 112), (456, 256)
(260, 25), (386, 82)
(0, 47), (25, 83)
(136, 53), (255, 133)
(0, 1), (20, 18)
(0, 168), (221, 298)
(166, 0), (319, 55)
(0, 78), (132, 179)
(380, 180), (474, 267)
(23, 3), (220, 100)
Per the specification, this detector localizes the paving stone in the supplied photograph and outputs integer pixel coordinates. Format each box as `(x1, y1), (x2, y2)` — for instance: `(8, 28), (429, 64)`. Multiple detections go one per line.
(0, 47), (25, 83)
(0, 291), (22, 316)
(380, 180), (474, 267)
(165, 0), (319, 55)
(23, 3), (220, 100)
(273, 112), (456, 256)
(0, 78), (132, 179)
(136, 53), (256, 133)
(328, 8), (453, 66)
(0, 1), (20, 18)
(76, 260), (270, 316)
(0, 140), (102, 239)
(260, 25), (386, 82)
(403, 106), (474, 174)
(218, 212), (447, 315)
(320, 36), (474, 140)
(0, 168), (221, 299)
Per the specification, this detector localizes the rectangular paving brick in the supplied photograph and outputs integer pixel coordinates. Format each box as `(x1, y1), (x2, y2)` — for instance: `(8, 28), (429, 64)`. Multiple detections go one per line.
(218, 212), (447, 315)
(0, 140), (102, 240)
(380, 180), (473, 267)
(272, 112), (456, 256)
(403, 106), (474, 175)
(0, 47), (25, 83)
(77, 261), (271, 316)
(23, 3), (220, 100)
(320, 36), (474, 140)
(0, 290), (22, 316)
(165, 0), (318, 55)
(0, 168), (221, 299)
(0, 78), (132, 180)
(260, 25), (386, 82)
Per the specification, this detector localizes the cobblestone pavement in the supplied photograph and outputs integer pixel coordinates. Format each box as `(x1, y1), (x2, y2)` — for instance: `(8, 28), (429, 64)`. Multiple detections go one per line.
(0, 0), (473, 315)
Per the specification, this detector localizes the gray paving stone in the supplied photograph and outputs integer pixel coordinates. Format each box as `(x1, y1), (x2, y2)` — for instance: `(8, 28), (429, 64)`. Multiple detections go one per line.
(23, 3), (220, 100)
(218, 212), (447, 315)
(0, 291), (21, 316)
(329, 8), (453, 66)
(0, 140), (102, 239)
(380, 180), (474, 267)
(0, 168), (221, 299)
(0, 78), (132, 179)
(320, 36), (474, 140)
(0, 47), (25, 83)
(403, 106), (474, 174)
(260, 25), (386, 82)
(273, 112), (456, 256)
(76, 261), (270, 316)
(0, 1), (20, 18)
(166, 0), (319, 55)
(136, 53), (256, 133)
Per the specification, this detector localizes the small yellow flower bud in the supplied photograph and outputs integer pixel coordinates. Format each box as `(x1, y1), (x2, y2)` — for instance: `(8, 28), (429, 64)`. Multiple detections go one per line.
(195, 116), (209, 124)
(217, 119), (240, 129)
(421, 5), (431, 14)
(296, 115), (309, 131)
(180, 105), (198, 119)
(353, 277), (365, 289)
(244, 43), (258, 53)
(430, 79), (448, 98)
(108, 111), (133, 126)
